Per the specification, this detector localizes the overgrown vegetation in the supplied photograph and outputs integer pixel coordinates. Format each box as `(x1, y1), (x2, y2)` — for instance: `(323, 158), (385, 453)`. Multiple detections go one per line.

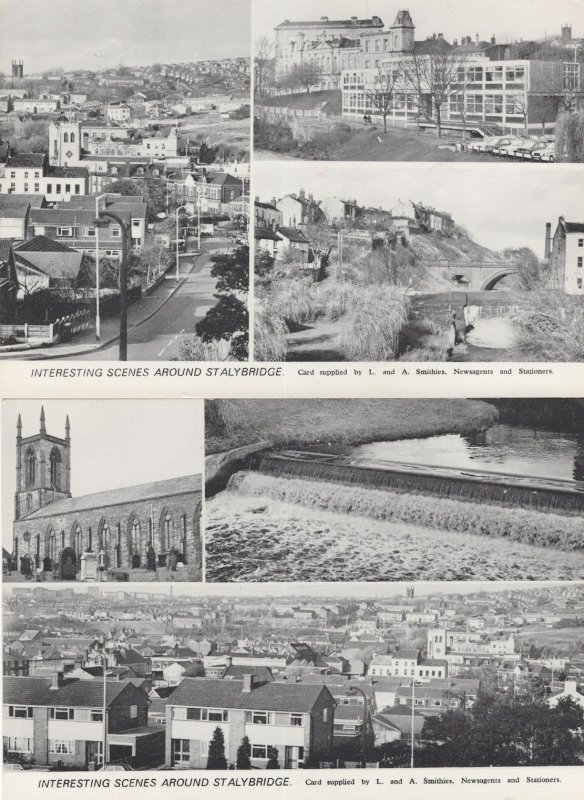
(514, 291), (584, 361)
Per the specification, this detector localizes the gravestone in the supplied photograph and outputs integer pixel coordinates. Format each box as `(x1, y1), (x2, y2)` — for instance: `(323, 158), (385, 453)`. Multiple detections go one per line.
(146, 546), (156, 571)
(168, 548), (178, 572)
(60, 547), (77, 580)
(80, 552), (98, 581)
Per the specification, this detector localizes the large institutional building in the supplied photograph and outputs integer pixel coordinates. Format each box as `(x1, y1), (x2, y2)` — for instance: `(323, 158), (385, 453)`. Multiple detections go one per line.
(274, 11), (582, 133)
(11, 408), (202, 580)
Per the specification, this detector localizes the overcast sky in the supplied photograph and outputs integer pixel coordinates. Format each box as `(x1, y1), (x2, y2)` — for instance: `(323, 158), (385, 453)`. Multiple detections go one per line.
(254, 0), (581, 46)
(0, 0), (250, 74)
(3, 580), (574, 599)
(2, 399), (203, 546)
(255, 162), (583, 255)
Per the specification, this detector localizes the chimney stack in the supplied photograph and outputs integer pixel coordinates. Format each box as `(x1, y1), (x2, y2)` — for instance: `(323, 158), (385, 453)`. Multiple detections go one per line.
(544, 222), (552, 261)
(242, 673), (254, 692)
(50, 671), (64, 690)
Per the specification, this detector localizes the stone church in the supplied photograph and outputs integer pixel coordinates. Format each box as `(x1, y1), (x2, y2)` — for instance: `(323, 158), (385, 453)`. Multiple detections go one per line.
(11, 408), (202, 581)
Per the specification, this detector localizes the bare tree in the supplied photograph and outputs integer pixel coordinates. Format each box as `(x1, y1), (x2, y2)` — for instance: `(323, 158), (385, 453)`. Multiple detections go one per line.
(507, 91), (529, 133)
(287, 62), (324, 95)
(363, 64), (405, 133)
(404, 51), (469, 137)
(255, 36), (275, 100)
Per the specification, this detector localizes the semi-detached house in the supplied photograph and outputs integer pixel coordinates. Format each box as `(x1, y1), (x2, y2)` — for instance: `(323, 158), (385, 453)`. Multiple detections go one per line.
(3, 675), (164, 769)
(165, 675), (335, 769)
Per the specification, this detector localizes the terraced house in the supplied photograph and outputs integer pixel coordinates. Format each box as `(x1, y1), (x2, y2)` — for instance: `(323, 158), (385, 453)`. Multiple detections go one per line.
(165, 675), (335, 768)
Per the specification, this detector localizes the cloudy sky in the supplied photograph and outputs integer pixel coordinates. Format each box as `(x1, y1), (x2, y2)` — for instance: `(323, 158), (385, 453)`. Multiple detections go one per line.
(254, 0), (580, 46)
(2, 399), (203, 546)
(0, 0), (250, 74)
(255, 162), (583, 255)
(3, 580), (573, 599)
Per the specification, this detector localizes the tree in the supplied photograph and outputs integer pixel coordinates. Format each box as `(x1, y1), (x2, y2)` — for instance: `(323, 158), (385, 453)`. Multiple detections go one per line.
(421, 691), (584, 767)
(555, 110), (584, 162)
(364, 64), (405, 133)
(287, 62), (323, 94)
(404, 52), (469, 137)
(102, 177), (167, 219)
(305, 221), (333, 276)
(206, 727), (228, 769)
(255, 36), (275, 100)
(192, 244), (249, 360)
(266, 746), (280, 768)
(236, 736), (251, 769)
(502, 247), (547, 290)
(507, 91), (529, 133)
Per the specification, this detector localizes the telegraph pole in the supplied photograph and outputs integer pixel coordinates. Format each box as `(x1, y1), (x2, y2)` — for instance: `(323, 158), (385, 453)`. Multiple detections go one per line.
(96, 210), (129, 360)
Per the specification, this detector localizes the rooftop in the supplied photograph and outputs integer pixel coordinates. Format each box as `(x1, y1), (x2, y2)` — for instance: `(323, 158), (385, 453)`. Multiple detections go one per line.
(18, 474), (201, 522)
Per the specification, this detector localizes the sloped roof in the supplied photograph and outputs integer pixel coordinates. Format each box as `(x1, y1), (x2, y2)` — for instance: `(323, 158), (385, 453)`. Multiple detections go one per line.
(3, 676), (144, 707)
(564, 222), (584, 234)
(276, 17), (383, 30)
(0, 201), (29, 219)
(168, 677), (332, 712)
(19, 473), (201, 521)
(14, 250), (83, 281)
(15, 235), (77, 253)
(277, 227), (310, 244)
(0, 193), (44, 209)
(223, 665), (274, 682)
(6, 153), (47, 169)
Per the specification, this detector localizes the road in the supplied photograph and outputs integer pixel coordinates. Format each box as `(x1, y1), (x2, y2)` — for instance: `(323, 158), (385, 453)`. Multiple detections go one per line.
(76, 237), (226, 361)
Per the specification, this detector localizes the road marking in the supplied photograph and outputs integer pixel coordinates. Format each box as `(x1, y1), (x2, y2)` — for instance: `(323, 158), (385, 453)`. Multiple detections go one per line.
(157, 329), (185, 358)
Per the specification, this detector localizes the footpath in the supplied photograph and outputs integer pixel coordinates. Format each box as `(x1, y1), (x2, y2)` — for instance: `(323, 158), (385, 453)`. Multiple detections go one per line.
(0, 254), (200, 361)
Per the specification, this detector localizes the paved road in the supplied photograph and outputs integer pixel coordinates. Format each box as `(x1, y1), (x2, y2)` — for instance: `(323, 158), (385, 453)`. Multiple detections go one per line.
(76, 238), (226, 361)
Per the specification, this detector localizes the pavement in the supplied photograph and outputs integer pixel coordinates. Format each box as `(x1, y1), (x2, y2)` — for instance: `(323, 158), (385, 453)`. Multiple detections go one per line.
(1, 237), (227, 361)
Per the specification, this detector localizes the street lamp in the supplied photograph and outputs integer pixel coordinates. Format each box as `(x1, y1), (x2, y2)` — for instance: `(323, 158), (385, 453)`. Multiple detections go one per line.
(175, 203), (188, 282)
(95, 209), (129, 361)
(348, 686), (369, 767)
(93, 194), (109, 340)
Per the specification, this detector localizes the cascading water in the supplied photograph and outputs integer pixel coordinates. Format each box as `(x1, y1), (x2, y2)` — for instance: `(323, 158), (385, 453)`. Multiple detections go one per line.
(246, 450), (584, 515)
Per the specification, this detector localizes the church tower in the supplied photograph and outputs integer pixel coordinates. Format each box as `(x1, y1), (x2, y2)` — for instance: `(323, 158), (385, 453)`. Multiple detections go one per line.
(15, 407), (72, 521)
(390, 10), (415, 52)
(48, 120), (82, 167)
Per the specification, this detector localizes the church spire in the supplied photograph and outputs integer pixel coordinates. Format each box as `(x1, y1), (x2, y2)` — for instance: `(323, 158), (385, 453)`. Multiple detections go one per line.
(40, 405), (46, 435)
(17, 413), (22, 437)
(65, 415), (70, 438)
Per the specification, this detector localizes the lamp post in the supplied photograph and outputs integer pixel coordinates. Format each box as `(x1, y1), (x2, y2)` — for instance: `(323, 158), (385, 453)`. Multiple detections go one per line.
(95, 209), (129, 361)
(102, 653), (108, 768)
(175, 203), (188, 282)
(410, 679), (416, 768)
(94, 194), (108, 340)
(348, 686), (369, 767)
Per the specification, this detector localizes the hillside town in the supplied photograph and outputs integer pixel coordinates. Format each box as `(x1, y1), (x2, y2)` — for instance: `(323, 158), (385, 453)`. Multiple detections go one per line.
(3, 584), (584, 770)
(0, 52), (250, 360)
(254, 167), (583, 362)
(255, 7), (584, 162)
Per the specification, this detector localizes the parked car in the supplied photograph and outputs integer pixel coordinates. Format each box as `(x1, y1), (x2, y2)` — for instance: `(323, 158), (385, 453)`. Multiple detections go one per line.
(533, 143), (555, 162)
(469, 135), (507, 153)
(494, 137), (530, 157)
(514, 140), (546, 160)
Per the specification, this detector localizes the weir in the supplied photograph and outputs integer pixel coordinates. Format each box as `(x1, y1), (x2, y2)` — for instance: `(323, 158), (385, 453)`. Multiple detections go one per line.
(248, 450), (584, 514)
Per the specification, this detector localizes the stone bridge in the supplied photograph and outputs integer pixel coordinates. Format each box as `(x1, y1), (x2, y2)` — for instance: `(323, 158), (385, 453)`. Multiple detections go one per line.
(423, 261), (518, 291)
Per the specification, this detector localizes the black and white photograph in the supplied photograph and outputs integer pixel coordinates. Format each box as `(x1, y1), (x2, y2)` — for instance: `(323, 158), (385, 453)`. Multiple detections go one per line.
(205, 398), (584, 582)
(254, 162), (584, 362)
(2, 399), (203, 582)
(3, 581), (584, 771)
(0, 0), (250, 362)
(254, 0), (583, 163)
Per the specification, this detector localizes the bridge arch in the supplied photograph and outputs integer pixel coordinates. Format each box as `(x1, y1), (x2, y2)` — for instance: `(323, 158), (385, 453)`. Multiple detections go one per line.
(480, 269), (518, 291)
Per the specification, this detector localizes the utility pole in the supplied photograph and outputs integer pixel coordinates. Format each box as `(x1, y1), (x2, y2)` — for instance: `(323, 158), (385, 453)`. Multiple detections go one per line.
(102, 653), (107, 767)
(410, 679), (415, 768)
(96, 210), (129, 360)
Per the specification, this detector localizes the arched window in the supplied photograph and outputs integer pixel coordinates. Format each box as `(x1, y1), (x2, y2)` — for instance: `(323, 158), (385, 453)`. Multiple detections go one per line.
(50, 447), (62, 489)
(49, 530), (56, 561)
(73, 522), (82, 554)
(63, 132), (69, 143)
(36, 534), (40, 559)
(26, 493), (32, 511)
(13, 536), (18, 562)
(181, 515), (187, 555)
(161, 509), (173, 551)
(70, 132), (75, 143)
(25, 447), (36, 486)
(100, 521), (110, 554)
(129, 516), (140, 554)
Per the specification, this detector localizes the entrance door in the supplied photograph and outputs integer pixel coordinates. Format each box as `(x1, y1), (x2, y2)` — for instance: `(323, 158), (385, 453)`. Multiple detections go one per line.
(86, 740), (103, 767)
(285, 746), (304, 769)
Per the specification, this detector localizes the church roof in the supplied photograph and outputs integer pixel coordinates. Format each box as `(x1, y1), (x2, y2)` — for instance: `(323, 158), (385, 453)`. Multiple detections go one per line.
(19, 474), (201, 522)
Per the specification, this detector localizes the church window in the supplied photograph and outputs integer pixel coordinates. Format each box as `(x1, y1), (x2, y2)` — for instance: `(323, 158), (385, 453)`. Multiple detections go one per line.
(48, 530), (55, 561)
(25, 448), (36, 486)
(70, 132), (75, 143)
(26, 493), (32, 511)
(130, 517), (140, 554)
(63, 132), (69, 143)
(50, 447), (62, 489)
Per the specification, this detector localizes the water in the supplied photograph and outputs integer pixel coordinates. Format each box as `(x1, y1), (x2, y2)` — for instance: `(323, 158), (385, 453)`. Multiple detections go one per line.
(349, 424), (584, 484)
(465, 316), (517, 349)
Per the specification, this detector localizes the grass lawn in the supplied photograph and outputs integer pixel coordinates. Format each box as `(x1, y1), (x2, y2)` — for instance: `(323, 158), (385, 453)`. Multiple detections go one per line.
(179, 114), (250, 153)
(515, 626), (584, 650)
(332, 126), (495, 162)
(206, 398), (498, 454)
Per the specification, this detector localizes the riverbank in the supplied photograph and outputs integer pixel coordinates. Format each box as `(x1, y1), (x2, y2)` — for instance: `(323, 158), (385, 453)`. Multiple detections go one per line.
(206, 399), (498, 455)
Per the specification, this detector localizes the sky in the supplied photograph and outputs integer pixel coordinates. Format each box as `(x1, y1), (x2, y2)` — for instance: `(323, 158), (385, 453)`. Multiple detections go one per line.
(1, 399), (203, 546)
(255, 162), (584, 255)
(254, 0), (581, 46)
(4, 580), (577, 600)
(0, 0), (250, 74)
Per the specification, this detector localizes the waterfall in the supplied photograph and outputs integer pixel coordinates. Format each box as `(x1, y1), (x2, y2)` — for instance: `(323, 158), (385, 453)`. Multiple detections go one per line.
(246, 451), (584, 515)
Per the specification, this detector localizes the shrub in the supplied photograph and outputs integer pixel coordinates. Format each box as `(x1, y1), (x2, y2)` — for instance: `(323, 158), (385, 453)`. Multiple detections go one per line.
(513, 291), (584, 361)
(254, 304), (288, 361)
